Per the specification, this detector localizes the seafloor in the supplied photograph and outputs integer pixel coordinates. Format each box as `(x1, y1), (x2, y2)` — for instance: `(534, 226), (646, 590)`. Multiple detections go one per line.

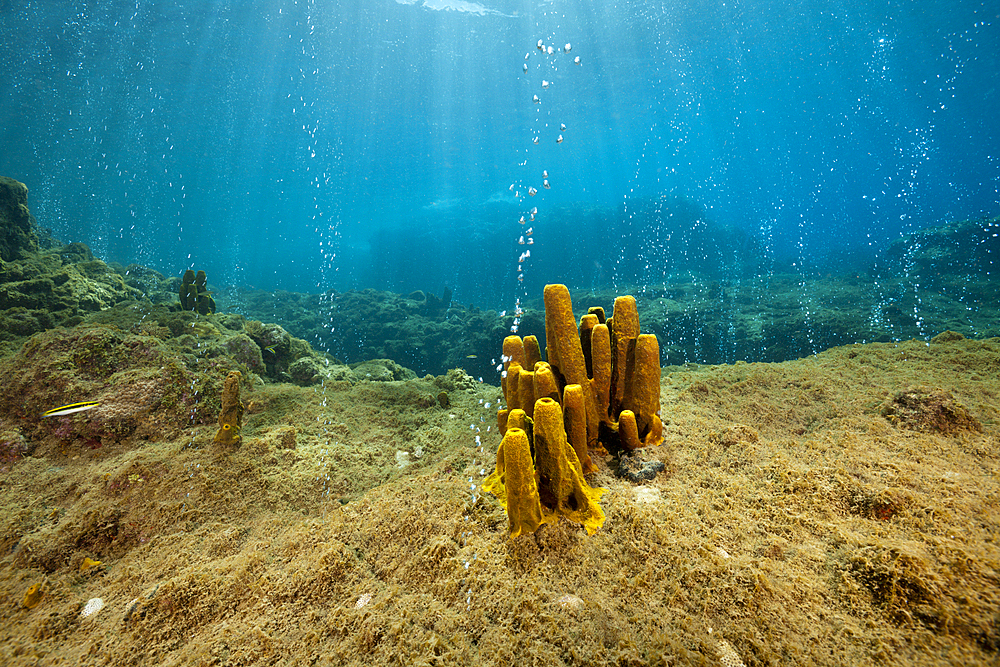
(1, 178), (998, 666)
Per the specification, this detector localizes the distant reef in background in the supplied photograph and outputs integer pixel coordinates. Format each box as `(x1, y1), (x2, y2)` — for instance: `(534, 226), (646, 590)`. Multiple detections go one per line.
(227, 211), (999, 376)
(2, 176), (998, 380)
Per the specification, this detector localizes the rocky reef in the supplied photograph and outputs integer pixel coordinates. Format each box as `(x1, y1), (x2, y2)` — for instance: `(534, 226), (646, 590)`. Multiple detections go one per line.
(0, 178), (142, 356)
(3, 173), (1000, 390)
(222, 216), (1000, 376)
(0, 176), (39, 262)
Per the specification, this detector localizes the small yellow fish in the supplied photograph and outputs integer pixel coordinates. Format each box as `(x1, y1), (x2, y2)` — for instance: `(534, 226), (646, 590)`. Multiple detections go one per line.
(466, 354), (478, 359)
(42, 401), (100, 418)
(80, 557), (102, 573)
(264, 344), (278, 353)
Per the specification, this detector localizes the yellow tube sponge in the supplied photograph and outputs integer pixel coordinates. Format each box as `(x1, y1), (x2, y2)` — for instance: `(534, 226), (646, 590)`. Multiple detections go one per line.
(493, 284), (663, 517)
(533, 362), (560, 402)
(503, 335), (526, 368)
(579, 313), (599, 376)
(518, 368), (536, 418)
(502, 335), (525, 399)
(619, 409), (641, 451)
(490, 427), (545, 538)
(506, 408), (528, 435)
(624, 334), (664, 447)
(609, 295), (640, 416)
(544, 284), (600, 446)
(22, 582), (43, 609)
(503, 361), (523, 411)
(484, 400), (605, 537)
(543, 284), (587, 389)
(532, 397), (606, 534)
(562, 384), (596, 474)
(523, 335), (543, 371)
(590, 323), (612, 425)
(497, 409), (509, 435)
(213, 370), (245, 446)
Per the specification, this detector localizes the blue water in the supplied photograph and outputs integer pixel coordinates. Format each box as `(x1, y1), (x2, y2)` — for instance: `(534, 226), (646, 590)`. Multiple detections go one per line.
(1, 0), (997, 309)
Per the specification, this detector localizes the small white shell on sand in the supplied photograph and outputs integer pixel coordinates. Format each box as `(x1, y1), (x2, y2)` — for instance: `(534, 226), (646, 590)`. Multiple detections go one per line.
(557, 594), (584, 610)
(80, 597), (104, 618)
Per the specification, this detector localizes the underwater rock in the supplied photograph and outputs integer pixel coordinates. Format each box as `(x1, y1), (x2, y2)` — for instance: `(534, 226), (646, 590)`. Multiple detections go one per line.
(434, 368), (477, 392)
(882, 215), (1000, 286)
(288, 356), (326, 386)
(58, 242), (93, 263)
(0, 324), (211, 449)
(0, 176), (39, 262)
(274, 425), (297, 449)
(83, 303), (335, 386)
(213, 370), (245, 446)
(351, 358), (416, 382)
(0, 218), (141, 353)
(0, 246), (140, 346)
(424, 287), (451, 318)
(709, 424), (760, 448)
(223, 333), (267, 376)
(238, 287), (509, 378)
(240, 320), (331, 382)
(87, 372), (168, 443)
(882, 386), (982, 435)
(615, 451), (665, 483)
(0, 427), (32, 470)
(931, 330), (966, 344)
(244, 320), (289, 351)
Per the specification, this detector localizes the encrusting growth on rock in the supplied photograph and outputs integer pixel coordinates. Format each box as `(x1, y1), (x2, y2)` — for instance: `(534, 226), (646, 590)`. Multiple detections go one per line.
(213, 370), (245, 446)
(485, 284), (664, 537)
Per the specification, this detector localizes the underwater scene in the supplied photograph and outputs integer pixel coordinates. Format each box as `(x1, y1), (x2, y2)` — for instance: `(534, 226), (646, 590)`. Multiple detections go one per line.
(1, 0), (999, 665)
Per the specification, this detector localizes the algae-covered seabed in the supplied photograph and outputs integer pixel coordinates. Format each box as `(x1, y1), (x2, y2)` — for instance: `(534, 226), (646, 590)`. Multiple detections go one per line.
(1, 333), (998, 666)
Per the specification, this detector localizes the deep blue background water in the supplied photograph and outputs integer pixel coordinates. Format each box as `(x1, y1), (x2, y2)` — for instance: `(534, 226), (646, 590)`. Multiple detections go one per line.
(1, 0), (997, 309)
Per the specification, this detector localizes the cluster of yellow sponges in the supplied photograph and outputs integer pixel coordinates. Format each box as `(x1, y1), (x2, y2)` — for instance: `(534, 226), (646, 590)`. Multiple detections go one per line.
(483, 284), (663, 537)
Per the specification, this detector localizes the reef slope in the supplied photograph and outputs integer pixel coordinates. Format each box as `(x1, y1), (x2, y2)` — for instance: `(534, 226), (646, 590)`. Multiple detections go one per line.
(1, 327), (997, 666)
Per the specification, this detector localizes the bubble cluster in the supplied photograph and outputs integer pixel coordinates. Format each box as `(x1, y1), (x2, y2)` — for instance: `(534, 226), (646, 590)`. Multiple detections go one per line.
(507, 36), (581, 331)
(459, 388), (496, 609)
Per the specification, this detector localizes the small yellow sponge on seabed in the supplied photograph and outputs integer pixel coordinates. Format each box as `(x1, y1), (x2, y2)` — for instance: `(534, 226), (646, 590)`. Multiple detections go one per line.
(213, 370), (245, 446)
(22, 582), (43, 609)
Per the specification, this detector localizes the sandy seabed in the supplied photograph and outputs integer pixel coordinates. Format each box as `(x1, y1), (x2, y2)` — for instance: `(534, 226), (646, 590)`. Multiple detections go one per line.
(1, 332), (998, 666)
